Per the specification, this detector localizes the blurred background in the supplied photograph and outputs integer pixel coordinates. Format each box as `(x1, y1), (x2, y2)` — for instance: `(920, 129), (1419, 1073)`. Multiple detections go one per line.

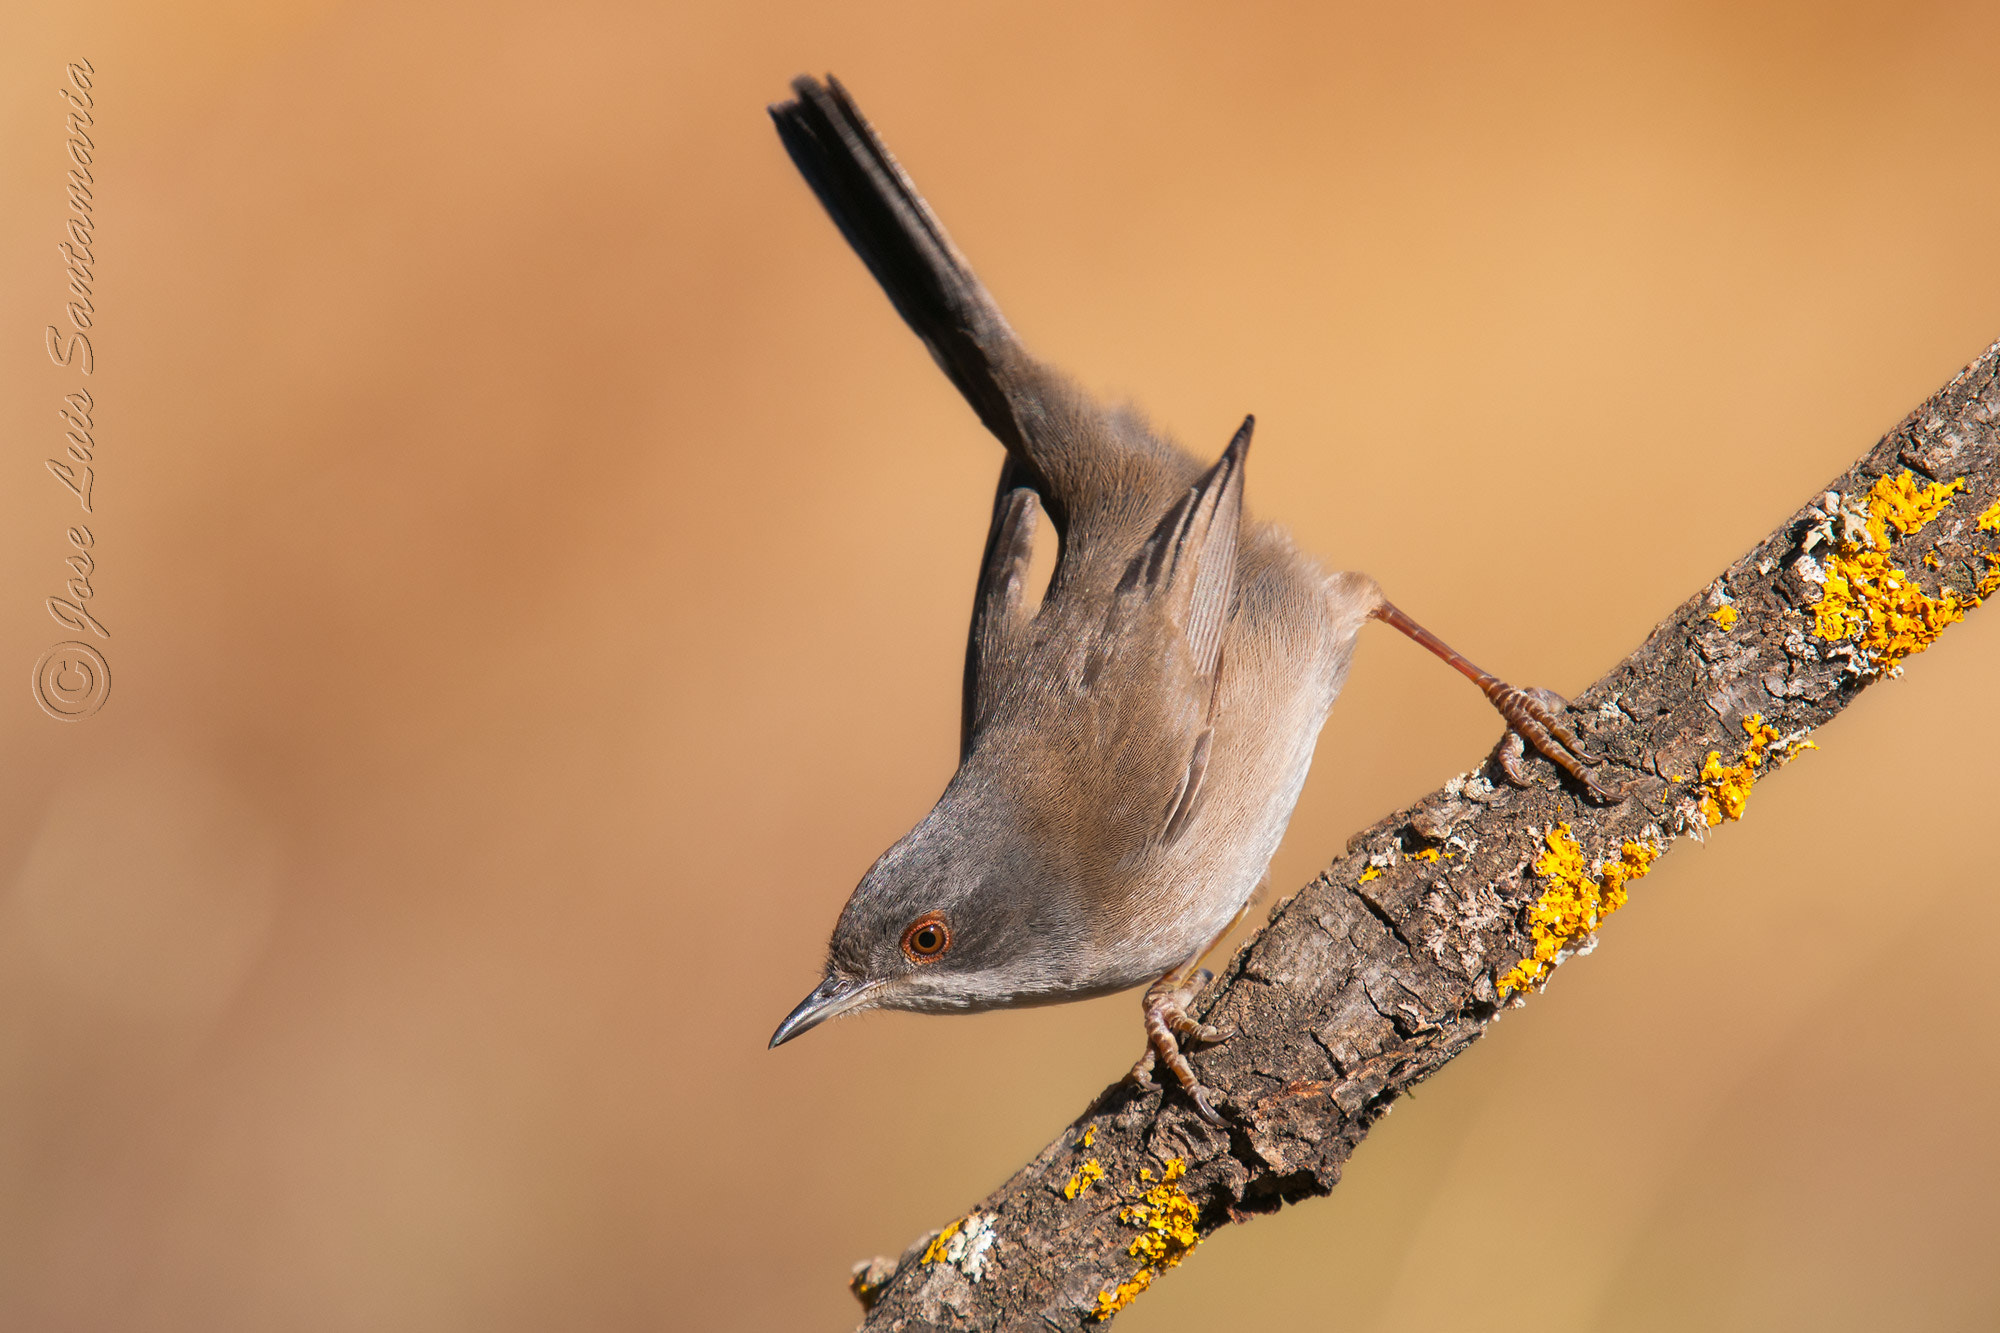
(2, 2), (1998, 1329)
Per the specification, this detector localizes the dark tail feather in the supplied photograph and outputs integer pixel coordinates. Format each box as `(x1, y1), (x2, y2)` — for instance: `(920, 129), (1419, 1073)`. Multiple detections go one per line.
(770, 75), (1029, 453)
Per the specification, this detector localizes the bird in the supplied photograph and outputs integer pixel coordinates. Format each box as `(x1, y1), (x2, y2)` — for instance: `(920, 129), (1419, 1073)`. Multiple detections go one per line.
(765, 75), (1606, 1125)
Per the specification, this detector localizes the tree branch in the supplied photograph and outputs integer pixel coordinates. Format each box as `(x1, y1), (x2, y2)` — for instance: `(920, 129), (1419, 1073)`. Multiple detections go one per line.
(848, 338), (2000, 1331)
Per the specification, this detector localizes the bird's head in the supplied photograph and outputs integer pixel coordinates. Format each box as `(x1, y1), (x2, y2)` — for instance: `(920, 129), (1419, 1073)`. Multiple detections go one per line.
(768, 780), (1093, 1047)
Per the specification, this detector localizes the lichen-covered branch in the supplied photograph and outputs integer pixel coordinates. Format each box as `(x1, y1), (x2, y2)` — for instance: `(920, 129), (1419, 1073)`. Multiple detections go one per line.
(849, 339), (2000, 1331)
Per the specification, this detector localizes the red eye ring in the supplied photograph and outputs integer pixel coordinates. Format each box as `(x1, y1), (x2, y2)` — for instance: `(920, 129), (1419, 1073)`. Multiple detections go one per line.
(900, 913), (951, 963)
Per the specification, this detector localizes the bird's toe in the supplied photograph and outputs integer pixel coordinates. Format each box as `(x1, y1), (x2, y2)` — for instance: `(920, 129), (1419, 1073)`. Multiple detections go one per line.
(1493, 684), (1619, 801)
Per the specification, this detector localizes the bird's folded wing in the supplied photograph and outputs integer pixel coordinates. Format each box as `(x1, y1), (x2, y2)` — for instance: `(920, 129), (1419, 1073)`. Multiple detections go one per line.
(962, 461), (1041, 758)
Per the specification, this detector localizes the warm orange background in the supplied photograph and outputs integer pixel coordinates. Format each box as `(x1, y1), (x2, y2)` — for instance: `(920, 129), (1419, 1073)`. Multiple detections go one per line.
(2, 3), (1997, 1330)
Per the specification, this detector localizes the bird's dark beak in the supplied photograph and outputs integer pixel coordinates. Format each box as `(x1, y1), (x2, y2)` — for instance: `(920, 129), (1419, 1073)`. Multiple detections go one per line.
(769, 973), (883, 1048)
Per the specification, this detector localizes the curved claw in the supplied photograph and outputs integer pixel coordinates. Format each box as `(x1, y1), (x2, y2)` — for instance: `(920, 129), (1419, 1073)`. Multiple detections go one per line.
(1496, 729), (1532, 788)
(1491, 686), (1617, 802)
(1125, 1047), (1158, 1089)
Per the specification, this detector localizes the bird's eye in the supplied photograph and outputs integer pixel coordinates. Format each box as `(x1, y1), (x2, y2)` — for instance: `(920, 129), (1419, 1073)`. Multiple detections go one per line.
(900, 913), (951, 963)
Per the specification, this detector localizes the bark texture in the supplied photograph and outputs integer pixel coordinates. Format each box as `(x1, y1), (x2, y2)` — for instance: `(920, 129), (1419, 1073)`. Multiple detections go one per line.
(849, 339), (2000, 1331)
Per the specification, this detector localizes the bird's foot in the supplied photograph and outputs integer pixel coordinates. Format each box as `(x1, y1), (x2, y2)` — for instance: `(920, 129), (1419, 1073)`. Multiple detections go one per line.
(1491, 686), (1614, 802)
(1125, 968), (1234, 1126)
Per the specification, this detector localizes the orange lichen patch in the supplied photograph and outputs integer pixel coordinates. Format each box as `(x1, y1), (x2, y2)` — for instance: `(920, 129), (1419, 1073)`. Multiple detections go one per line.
(1814, 545), (1980, 661)
(1709, 604), (1738, 629)
(1081, 1126), (1095, 1149)
(1092, 1159), (1199, 1320)
(850, 1258), (895, 1309)
(921, 1219), (963, 1266)
(1695, 712), (1815, 828)
(1412, 847), (1455, 863)
(1868, 471), (1963, 539)
(918, 1213), (997, 1282)
(1980, 499), (2000, 532)
(1812, 471), (1989, 670)
(1596, 839), (1661, 901)
(1495, 825), (1661, 998)
(1065, 1159), (1105, 1200)
(1696, 714), (1775, 827)
(920, 1216), (960, 1264)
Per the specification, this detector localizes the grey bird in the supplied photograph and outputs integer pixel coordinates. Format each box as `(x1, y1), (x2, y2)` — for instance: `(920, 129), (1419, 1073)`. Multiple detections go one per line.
(766, 75), (1605, 1124)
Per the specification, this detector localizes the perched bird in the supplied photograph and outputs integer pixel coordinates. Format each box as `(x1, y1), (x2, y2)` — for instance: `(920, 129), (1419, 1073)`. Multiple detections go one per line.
(766, 75), (1605, 1124)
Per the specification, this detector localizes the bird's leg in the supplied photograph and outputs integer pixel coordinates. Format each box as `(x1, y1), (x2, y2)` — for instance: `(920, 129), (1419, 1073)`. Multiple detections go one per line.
(1372, 599), (1611, 801)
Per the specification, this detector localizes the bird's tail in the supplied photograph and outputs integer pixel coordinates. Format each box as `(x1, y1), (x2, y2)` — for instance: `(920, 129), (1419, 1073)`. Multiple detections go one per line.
(769, 75), (1031, 454)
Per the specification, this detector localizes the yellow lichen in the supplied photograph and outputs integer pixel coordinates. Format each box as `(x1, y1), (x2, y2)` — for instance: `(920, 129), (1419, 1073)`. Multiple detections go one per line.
(1695, 712), (1815, 828)
(1065, 1159), (1105, 1200)
(850, 1262), (891, 1308)
(1811, 471), (1987, 669)
(1082, 1126), (1095, 1149)
(1870, 471), (1963, 538)
(1596, 839), (1661, 901)
(1980, 500), (2000, 532)
(1092, 1158), (1199, 1320)
(921, 1219), (962, 1265)
(1709, 604), (1738, 629)
(1412, 847), (1455, 863)
(1495, 825), (1662, 998)
(1357, 866), (1382, 883)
